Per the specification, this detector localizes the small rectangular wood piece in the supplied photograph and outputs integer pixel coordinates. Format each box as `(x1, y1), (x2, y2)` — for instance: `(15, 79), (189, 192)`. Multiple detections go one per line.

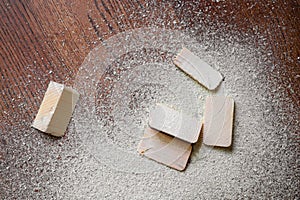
(173, 47), (223, 90)
(32, 81), (79, 137)
(149, 104), (202, 143)
(137, 126), (192, 171)
(203, 95), (234, 147)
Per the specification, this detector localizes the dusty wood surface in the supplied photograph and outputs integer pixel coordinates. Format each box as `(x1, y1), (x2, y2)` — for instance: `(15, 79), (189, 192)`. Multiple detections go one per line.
(0, 1), (299, 122)
(0, 0), (299, 198)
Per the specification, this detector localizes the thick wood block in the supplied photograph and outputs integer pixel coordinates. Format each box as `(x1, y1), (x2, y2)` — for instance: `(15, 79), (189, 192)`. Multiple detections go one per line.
(32, 81), (79, 137)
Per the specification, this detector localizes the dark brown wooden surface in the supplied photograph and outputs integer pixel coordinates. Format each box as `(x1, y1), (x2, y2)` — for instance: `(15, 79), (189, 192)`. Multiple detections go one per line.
(0, 0), (299, 198)
(0, 0), (299, 124)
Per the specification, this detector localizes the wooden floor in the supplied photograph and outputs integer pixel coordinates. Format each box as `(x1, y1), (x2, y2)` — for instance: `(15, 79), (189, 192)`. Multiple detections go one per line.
(0, 0), (299, 197)
(0, 1), (299, 120)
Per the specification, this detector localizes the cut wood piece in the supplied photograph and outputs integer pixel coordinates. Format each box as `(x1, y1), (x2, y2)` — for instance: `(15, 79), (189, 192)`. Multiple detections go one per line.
(173, 47), (223, 90)
(137, 126), (192, 171)
(203, 95), (234, 147)
(32, 81), (79, 137)
(149, 104), (202, 143)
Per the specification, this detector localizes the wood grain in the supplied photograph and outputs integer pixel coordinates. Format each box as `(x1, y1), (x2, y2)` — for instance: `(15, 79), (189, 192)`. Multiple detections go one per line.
(0, 0), (299, 198)
(0, 1), (299, 122)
